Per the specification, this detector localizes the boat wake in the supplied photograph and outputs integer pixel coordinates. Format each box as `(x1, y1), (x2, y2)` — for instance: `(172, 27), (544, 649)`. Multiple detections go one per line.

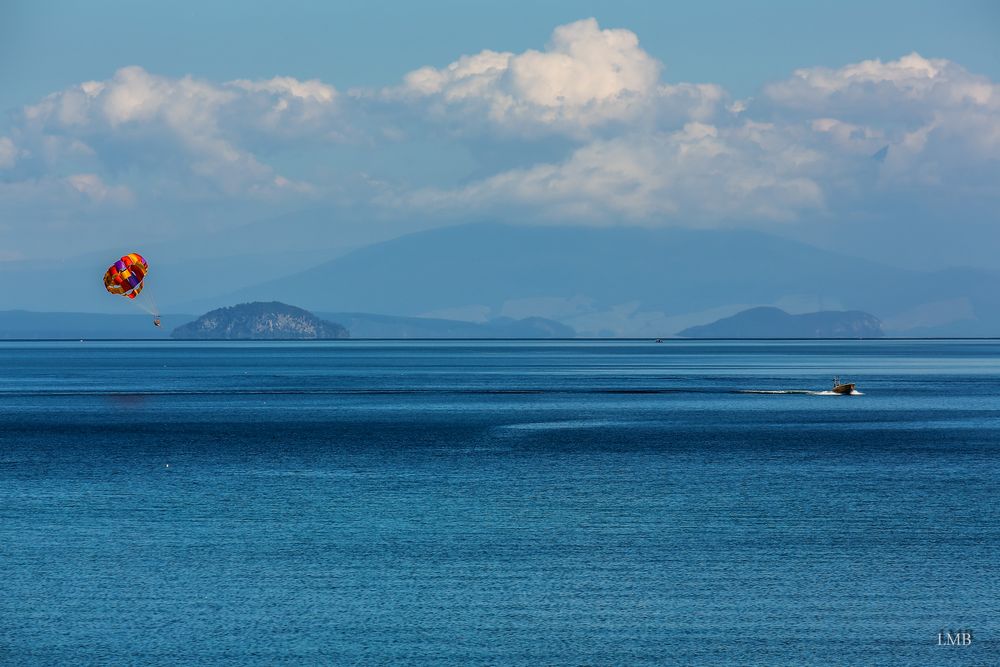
(737, 389), (864, 396)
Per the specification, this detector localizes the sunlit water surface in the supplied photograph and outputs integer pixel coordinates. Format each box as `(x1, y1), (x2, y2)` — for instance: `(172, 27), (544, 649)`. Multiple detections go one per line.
(1, 340), (997, 665)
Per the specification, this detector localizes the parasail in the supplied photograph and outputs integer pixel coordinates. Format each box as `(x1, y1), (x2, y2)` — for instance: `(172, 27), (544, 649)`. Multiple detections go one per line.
(103, 252), (148, 299)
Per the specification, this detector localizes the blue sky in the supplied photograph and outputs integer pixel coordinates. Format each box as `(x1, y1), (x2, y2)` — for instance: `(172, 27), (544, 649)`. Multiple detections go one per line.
(1, 0), (998, 269)
(4, 1), (998, 106)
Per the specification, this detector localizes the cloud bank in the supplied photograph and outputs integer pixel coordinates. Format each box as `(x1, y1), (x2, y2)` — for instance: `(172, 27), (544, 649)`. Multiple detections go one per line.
(1, 18), (998, 259)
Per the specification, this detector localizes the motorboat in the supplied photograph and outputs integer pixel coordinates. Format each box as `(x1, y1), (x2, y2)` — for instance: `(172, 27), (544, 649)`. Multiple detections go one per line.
(832, 377), (856, 394)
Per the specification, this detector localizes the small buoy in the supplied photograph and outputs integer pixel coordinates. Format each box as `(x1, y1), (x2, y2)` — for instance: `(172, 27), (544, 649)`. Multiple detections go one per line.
(165, 464), (170, 468)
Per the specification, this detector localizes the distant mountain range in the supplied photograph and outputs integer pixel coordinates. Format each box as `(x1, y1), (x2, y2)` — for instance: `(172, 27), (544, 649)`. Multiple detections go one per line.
(318, 312), (574, 338)
(0, 308), (575, 339)
(0, 310), (192, 339)
(186, 223), (1000, 337)
(5, 222), (1000, 336)
(678, 307), (884, 338)
(0, 206), (452, 315)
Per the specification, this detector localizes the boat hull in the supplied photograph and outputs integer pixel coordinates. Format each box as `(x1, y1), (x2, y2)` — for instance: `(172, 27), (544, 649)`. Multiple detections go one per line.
(832, 383), (855, 395)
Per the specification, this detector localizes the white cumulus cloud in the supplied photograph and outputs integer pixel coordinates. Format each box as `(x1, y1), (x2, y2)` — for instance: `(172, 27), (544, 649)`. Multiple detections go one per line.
(406, 49), (996, 221)
(18, 66), (342, 199)
(763, 53), (993, 113)
(763, 53), (1000, 188)
(411, 121), (826, 223)
(66, 173), (134, 204)
(0, 137), (21, 169)
(384, 18), (725, 137)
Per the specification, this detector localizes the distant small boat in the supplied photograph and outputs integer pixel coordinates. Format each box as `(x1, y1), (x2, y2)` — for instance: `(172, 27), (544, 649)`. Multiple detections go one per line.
(832, 377), (856, 394)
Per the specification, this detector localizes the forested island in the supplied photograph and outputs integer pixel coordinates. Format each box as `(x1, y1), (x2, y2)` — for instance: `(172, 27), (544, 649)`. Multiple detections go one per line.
(170, 302), (349, 340)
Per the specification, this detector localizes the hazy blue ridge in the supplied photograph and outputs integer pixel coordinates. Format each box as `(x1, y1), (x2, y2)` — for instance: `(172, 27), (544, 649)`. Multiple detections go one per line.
(0, 310), (194, 339)
(8, 223), (1000, 336)
(319, 312), (574, 338)
(184, 223), (1000, 336)
(0, 308), (576, 339)
(678, 307), (885, 338)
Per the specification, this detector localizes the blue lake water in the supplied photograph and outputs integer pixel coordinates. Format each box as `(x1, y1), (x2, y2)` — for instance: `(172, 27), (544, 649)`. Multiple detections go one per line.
(1, 339), (998, 665)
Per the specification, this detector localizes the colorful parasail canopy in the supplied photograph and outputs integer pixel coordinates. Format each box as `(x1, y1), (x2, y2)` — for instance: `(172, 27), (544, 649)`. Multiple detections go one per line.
(103, 252), (148, 299)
